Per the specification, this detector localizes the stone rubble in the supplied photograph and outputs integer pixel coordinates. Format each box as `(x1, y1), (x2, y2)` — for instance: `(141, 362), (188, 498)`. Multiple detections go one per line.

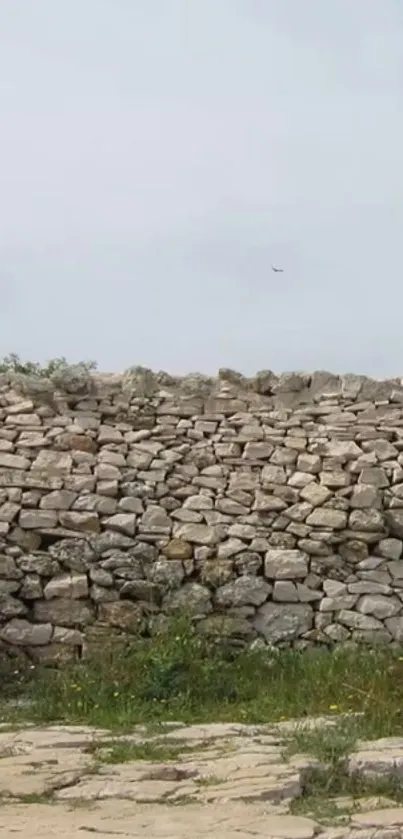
(2, 368), (403, 659)
(0, 721), (403, 838)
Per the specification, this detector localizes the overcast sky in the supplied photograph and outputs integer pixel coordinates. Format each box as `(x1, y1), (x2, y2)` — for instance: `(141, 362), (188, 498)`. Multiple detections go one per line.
(0, 1), (402, 377)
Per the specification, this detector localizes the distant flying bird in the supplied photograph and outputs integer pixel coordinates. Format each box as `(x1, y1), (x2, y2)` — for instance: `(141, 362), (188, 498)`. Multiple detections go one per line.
(271, 265), (284, 273)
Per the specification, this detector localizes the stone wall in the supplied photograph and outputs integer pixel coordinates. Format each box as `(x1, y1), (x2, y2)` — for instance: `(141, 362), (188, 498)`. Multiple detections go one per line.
(2, 366), (403, 663)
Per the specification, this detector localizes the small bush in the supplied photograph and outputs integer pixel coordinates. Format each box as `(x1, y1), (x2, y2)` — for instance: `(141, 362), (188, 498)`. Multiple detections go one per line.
(0, 353), (97, 378)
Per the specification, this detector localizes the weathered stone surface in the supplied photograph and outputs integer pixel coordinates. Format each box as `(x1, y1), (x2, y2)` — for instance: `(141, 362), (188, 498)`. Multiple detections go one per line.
(149, 559), (185, 589)
(164, 583), (212, 616)
(299, 483), (331, 507)
(376, 538), (403, 560)
(254, 602), (313, 642)
(163, 539), (193, 560)
(215, 576), (272, 607)
(357, 594), (401, 620)
(34, 599), (94, 627)
(44, 573), (89, 600)
(0, 618), (52, 645)
(32, 450), (73, 473)
(305, 508), (347, 529)
(264, 550), (308, 580)
(97, 600), (144, 632)
(0, 721), (333, 837)
(58, 511), (100, 533)
(3, 367), (403, 652)
(385, 510), (403, 539)
(0, 594), (28, 618)
(19, 509), (58, 529)
(40, 490), (77, 510)
(349, 509), (385, 531)
(350, 484), (379, 508)
(174, 523), (221, 545)
(0, 452), (30, 470)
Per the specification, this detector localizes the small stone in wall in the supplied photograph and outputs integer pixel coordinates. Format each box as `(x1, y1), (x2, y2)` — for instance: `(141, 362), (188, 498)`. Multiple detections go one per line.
(163, 582), (212, 617)
(162, 539), (192, 560)
(196, 613), (255, 642)
(253, 602), (313, 643)
(89, 567), (114, 587)
(338, 539), (369, 563)
(215, 576), (272, 608)
(148, 559), (185, 589)
(357, 594), (401, 620)
(299, 483), (331, 507)
(385, 615), (403, 640)
(306, 508), (347, 529)
(174, 523), (220, 545)
(337, 609), (384, 631)
(58, 511), (101, 533)
(40, 490), (78, 510)
(296, 453), (321, 474)
(0, 453), (30, 470)
(217, 538), (247, 559)
(0, 618), (52, 646)
(19, 574), (43, 600)
(119, 579), (161, 603)
(48, 537), (97, 571)
(53, 626), (84, 646)
(0, 502), (20, 522)
(34, 598), (95, 627)
(264, 549), (308, 580)
(350, 484), (379, 509)
(183, 494), (213, 511)
(59, 433), (97, 454)
(44, 573), (88, 600)
(376, 538), (402, 560)
(103, 513), (136, 536)
(384, 510), (403, 539)
(0, 555), (22, 579)
(98, 600), (144, 633)
(235, 551), (262, 575)
(140, 506), (172, 535)
(32, 450), (73, 473)
(200, 559), (234, 587)
(90, 584), (119, 603)
(0, 595), (28, 619)
(19, 509), (58, 529)
(349, 509), (384, 531)
(243, 441), (274, 459)
(272, 581), (298, 602)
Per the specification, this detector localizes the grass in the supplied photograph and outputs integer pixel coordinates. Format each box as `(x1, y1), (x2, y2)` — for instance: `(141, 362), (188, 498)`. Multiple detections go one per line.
(197, 775), (225, 787)
(3, 618), (403, 739)
(285, 716), (403, 823)
(85, 737), (211, 765)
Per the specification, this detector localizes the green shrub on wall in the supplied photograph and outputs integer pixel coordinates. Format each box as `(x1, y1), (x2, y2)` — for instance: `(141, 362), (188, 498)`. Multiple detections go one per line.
(0, 353), (98, 378)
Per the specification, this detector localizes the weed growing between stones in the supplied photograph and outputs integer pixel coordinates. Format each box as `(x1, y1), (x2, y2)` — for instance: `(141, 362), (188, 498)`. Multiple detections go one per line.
(3, 620), (403, 733)
(85, 738), (211, 765)
(286, 718), (403, 824)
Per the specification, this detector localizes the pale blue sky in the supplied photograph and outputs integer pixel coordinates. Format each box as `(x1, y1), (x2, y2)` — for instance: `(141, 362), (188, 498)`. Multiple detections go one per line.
(1, 0), (402, 376)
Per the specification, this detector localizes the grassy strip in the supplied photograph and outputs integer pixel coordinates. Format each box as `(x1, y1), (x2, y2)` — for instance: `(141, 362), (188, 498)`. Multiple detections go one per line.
(2, 620), (403, 735)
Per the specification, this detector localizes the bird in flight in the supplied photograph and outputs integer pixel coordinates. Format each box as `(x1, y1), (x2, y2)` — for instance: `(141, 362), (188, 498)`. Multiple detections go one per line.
(271, 265), (284, 273)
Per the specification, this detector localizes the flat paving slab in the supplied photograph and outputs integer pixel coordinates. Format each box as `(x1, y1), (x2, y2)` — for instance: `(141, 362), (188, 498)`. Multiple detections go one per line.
(1, 722), (403, 838)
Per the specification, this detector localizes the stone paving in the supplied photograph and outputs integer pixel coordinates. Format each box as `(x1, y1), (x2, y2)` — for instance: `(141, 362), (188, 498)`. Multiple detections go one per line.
(1, 721), (403, 837)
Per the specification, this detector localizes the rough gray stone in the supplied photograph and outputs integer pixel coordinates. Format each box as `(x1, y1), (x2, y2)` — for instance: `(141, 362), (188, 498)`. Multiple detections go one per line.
(0, 618), (52, 645)
(215, 576), (272, 607)
(264, 550), (308, 580)
(254, 602), (313, 642)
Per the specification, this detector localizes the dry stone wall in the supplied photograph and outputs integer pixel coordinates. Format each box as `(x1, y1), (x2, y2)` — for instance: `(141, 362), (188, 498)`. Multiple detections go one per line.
(2, 366), (403, 663)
